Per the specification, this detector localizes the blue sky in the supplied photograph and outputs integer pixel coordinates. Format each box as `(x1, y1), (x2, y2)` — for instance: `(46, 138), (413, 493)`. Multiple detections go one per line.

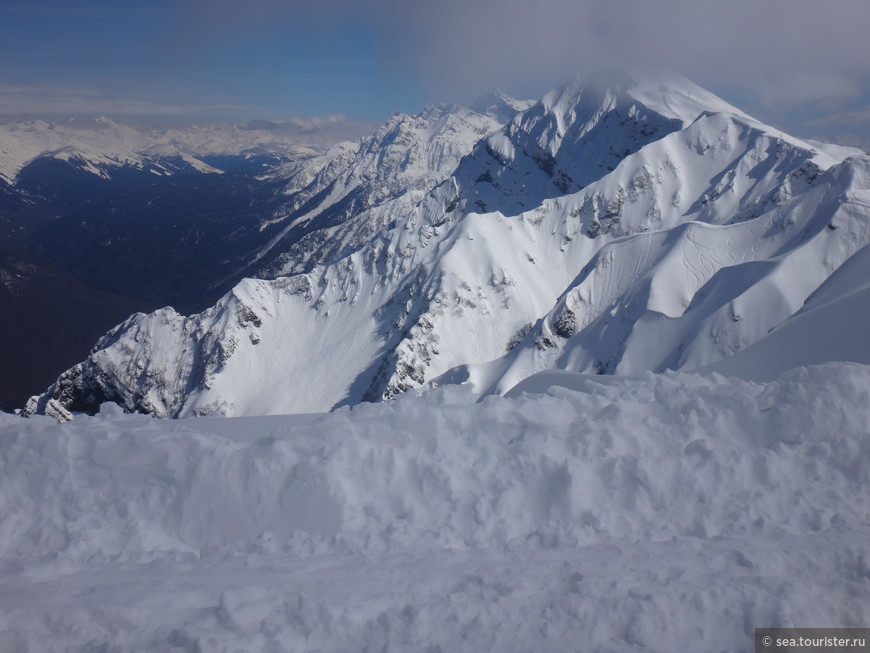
(1, 0), (869, 147)
(0, 1), (427, 121)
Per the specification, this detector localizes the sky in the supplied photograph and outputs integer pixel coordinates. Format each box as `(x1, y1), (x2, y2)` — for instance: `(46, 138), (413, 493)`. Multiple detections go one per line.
(1, 0), (869, 147)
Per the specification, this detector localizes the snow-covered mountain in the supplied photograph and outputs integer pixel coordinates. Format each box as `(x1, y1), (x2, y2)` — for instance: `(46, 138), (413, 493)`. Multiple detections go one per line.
(24, 73), (870, 419)
(0, 115), (377, 408)
(439, 104), (870, 396)
(469, 89), (535, 124)
(17, 104), (508, 306)
(249, 102), (504, 278)
(0, 116), (371, 187)
(0, 116), (381, 217)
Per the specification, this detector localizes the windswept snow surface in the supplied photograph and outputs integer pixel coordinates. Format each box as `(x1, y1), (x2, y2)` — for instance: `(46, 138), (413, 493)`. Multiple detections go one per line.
(2, 363), (869, 652)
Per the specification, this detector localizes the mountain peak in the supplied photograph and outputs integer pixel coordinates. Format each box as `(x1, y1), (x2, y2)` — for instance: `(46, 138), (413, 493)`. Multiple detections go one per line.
(625, 71), (750, 124)
(470, 90), (534, 124)
(20, 73), (870, 419)
(537, 70), (749, 128)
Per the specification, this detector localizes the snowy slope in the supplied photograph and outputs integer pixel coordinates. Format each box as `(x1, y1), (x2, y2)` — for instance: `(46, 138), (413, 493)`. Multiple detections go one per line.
(3, 363), (870, 651)
(250, 103), (505, 277)
(469, 88), (535, 124)
(698, 243), (870, 381)
(24, 73), (870, 417)
(373, 97), (868, 402)
(458, 149), (870, 397)
(448, 72), (748, 217)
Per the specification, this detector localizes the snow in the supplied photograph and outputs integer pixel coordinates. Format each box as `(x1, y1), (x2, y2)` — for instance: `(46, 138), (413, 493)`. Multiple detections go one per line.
(627, 71), (750, 127)
(8, 72), (870, 649)
(2, 362), (869, 651)
(804, 139), (867, 160)
(454, 137), (870, 398)
(0, 118), (177, 182)
(469, 89), (535, 124)
(252, 103), (503, 275)
(24, 74), (870, 422)
(699, 244), (870, 381)
(0, 117), (337, 184)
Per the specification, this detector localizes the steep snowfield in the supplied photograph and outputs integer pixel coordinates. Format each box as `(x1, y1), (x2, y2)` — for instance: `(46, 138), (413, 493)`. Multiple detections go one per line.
(463, 149), (870, 397)
(469, 88), (535, 124)
(699, 243), (870, 381)
(24, 74), (870, 418)
(448, 72), (749, 218)
(20, 104), (509, 417)
(2, 363), (869, 651)
(252, 103), (504, 277)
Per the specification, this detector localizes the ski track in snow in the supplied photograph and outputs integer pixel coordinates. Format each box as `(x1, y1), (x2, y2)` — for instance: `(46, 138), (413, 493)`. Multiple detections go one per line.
(2, 363), (869, 652)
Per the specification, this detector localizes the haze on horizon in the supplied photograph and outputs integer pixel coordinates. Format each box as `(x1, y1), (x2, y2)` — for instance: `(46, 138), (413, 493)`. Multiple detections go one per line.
(1, 0), (869, 148)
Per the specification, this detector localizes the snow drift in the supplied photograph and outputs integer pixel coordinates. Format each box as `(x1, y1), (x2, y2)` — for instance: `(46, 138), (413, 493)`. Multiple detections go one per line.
(2, 363), (869, 651)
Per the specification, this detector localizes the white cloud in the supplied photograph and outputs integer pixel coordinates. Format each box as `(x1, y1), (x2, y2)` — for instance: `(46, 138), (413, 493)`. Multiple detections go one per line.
(0, 84), (264, 120)
(752, 72), (861, 110)
(810, 105), (870, 128)
(367, 0), (870, 111)
(5, 0), (868, 136)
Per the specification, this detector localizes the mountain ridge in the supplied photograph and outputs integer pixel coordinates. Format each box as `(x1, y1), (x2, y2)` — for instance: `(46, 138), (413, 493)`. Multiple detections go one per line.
(20, 73), (870, 418)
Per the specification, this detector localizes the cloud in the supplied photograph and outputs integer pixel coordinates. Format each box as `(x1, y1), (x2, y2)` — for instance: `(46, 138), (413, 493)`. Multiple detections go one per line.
(752, 72), (861, 111)
(370, 0), (870, 108)
(812, 105), (870, 128)
(0, 84), (263, 120)
(176, 0), (870, 111)
(5, 0), (867, 136)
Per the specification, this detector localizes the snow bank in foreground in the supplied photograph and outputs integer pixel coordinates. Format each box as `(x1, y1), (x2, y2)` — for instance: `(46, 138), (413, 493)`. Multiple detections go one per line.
(1, 363), (869, 652)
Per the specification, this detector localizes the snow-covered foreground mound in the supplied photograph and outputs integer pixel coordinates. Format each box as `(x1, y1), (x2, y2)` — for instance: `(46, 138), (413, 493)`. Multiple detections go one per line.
(2, 364), (869, 652)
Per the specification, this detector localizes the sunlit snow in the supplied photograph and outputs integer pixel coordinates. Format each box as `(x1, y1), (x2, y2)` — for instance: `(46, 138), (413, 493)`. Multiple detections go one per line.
(28, 75), (870, 418)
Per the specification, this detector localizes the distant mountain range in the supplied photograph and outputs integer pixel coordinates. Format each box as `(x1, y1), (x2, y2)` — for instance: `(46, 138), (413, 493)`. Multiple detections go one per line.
(7, 73), (870, 419)
(0, 116), (373, 410)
